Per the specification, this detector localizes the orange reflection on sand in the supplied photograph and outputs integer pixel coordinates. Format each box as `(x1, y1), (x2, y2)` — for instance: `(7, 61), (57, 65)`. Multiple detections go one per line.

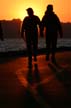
(16, 69), (28, 88)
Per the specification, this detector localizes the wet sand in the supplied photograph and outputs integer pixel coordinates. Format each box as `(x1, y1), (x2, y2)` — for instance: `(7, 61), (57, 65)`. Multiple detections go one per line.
(0, 51), (71, 108)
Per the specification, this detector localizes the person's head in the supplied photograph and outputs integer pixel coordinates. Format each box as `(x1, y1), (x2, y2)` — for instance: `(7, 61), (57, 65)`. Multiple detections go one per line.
(26, 7), (34, 16)
(47, 4), (53, 12)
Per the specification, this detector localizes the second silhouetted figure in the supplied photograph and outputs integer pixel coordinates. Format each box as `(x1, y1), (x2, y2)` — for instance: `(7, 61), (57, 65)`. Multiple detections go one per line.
(41, 4), (63, 63)
(21, 8), (40, 68)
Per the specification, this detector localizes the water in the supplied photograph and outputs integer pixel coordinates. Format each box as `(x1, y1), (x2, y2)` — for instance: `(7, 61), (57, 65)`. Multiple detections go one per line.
(0, 37), (71, 52)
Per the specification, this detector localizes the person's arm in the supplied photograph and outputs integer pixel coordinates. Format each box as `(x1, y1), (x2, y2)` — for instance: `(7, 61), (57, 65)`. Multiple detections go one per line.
(58, 22), (63, 38)
(59, 25), (63, 38)
(56, 15), (63, 38)
(40, 16), (45, 37)
(36, 16), (41, 37)
(0, 22), (4, 41)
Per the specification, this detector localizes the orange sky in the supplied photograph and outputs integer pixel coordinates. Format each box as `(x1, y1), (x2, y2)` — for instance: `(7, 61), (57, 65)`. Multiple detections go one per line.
(0, 0), (71, 22)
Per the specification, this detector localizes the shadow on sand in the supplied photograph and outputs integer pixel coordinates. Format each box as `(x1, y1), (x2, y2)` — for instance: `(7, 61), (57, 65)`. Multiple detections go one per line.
(18, 64), (50, 108)
(48, 61), (71, 107)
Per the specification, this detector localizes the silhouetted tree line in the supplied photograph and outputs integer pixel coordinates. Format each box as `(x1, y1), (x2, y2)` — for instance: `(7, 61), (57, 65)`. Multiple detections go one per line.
(0, 19), (71, 38)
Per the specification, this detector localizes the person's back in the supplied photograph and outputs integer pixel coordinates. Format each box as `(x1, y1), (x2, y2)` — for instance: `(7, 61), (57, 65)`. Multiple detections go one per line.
(23, 15), (39, 31)
(23, 15), (40, 40)
(42, 5), (62, 38)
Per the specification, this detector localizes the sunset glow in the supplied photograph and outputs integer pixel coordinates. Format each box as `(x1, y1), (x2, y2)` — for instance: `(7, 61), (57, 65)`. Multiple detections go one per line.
(0, 0), (71, 22)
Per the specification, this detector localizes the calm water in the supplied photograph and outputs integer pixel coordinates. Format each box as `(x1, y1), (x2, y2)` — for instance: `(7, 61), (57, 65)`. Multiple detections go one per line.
(0, 38), (71, 52)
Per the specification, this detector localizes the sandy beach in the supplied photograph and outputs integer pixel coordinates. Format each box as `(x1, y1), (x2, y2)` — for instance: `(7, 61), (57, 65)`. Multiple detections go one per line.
(0, 50), (71, 108)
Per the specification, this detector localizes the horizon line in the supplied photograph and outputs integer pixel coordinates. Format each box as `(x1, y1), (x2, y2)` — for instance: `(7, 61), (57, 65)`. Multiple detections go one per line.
(0, 18), (71, 23)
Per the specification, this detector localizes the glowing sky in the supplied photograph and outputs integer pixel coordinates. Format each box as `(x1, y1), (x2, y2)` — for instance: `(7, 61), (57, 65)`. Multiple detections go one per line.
(0, 0), (71, 22)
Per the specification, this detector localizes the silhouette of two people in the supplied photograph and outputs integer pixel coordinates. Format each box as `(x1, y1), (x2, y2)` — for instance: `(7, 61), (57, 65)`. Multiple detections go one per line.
(21, 5), (63, 67)
(41, 4), (63, 63)
(21, 8), (40, 68)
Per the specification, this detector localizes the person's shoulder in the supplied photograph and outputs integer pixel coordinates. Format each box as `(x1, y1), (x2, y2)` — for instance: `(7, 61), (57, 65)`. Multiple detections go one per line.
(53, 12), (59, 18)
(23, 16), (29, 21)
(52, 12), (59, 20)
(34, 15), (40, 19)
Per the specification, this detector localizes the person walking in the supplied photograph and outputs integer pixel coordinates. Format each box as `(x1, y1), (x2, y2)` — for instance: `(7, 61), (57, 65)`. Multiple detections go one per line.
(41, 4), (63, 63)
(21, 8), (40, 68)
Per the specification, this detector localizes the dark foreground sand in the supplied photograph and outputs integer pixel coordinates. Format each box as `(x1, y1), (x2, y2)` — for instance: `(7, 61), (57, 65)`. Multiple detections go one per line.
(0, 49), (71, 108)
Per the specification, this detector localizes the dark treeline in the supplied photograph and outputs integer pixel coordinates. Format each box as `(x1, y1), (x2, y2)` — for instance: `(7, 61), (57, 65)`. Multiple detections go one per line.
(0, 19), (71, 38)
(1, 19), (21, 38)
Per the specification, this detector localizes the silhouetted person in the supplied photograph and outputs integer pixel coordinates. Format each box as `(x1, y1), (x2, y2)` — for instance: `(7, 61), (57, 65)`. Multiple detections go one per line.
(0, 21), (4, 41)
(41, 4), (63, 63)
(21, 8), (40, 68)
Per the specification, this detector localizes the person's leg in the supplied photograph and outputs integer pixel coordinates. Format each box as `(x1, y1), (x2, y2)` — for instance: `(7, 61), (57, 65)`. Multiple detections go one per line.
(51, 37), (57, 63)
(26, 40), (32, 68)
(33, 37), (38, 62)
(46, 38), (51, 61)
